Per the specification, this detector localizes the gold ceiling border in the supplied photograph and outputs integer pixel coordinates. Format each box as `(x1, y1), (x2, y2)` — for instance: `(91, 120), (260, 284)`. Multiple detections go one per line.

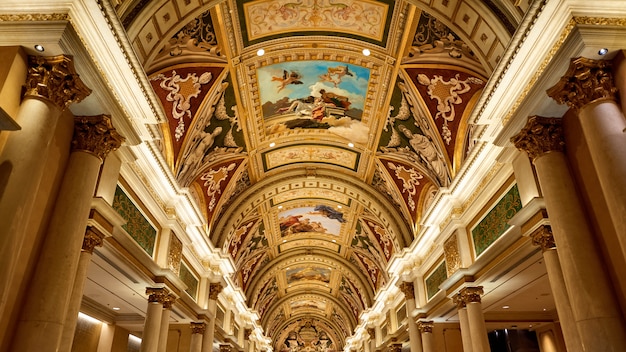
(0, 13), (69, 21)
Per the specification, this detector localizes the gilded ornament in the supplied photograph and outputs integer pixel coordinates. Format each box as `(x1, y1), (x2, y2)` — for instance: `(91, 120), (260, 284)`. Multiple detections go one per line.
(163, 294), (177, 309)
(25, 55), (91, 110)
(399, 282), (415, 300)
(388, 343), (403, 352)
(417, 321), (434, 333)
(511, 116), (564, 161)
(452, 292), (466, 309)
(547, 57), (617, 111)
(72, 115), (124, 160)
(444, 234), (461, 276)
(82, 227), (105, 254)
(459, 286), (483, 303)
(531, 225), (556, 252)
(219, 344), (232, 352)
(209, 282), (224, 300)
(146, 287), (169, 303)
(367, 328), (375, 339)
(190, 322), (206, 334)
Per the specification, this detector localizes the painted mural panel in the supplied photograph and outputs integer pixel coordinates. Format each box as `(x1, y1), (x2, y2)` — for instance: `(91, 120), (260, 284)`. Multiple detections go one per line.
(286, 266), (331, 284)
(180, 262), (199, 299)
(258, 60), (370, 143)
(278, 205), (346, 236)
(290, 298), (327, 312)
(425, 260), (447, 300)
(112, 186), (157, 256)
(243, 0), (390, 42)
(472, 184), (522, 257)
(264, 145), (358, 171)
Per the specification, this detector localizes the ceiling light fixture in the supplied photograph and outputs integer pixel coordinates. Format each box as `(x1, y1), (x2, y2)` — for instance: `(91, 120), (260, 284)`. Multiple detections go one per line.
(112, 307), (121, 311)
(362, 48), (370, 56)
(337, 205), (342, 209)
(348, 142), (354, 148)
(502, 305), (510, 309)
(277, 205), (283, 209)
(598, 48), (609, 55)
(269, 142), (276, 147)
(257, 48), (265, 56)
(34, 44), (45, 52)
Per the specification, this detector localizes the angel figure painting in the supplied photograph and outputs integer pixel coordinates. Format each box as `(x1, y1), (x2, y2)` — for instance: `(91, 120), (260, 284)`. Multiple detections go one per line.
(258, 61), (371, 144)
(278, 205), (346, 237)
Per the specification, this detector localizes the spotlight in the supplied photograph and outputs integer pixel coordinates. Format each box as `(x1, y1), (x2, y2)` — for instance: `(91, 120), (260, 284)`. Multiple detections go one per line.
(34, 44), (45, 52)
(598, 48), (609, 55)
(362, 48), (370, 56)
(257, 48), (265, 56)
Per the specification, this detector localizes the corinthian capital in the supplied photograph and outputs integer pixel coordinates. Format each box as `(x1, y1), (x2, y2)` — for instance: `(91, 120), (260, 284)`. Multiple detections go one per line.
(209, 282), (223, 300)
(547, 57), (618, 111)
(399, 282), (415, 301)
(146, 287), (170, 304)
(511, 116), (564, 161)
(82, 227), (105, 254)
(72, 115), (124, 160)
(531, 225), (556, 252)
(190, 322), (206, 334)
(417, 321), (434, 333)
(25, 55), (91, 110)
(459, 286), (483, 303)
(163, 294), (177, 309)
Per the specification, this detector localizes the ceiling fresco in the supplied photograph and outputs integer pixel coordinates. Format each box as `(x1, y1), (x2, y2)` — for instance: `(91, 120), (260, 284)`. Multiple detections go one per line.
(122, 0), (518, 348)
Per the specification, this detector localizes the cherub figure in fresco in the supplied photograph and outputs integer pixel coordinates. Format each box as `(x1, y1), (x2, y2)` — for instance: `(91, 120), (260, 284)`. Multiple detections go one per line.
(272, 70), (303, 92)
(398, 124), (450, 187)
(308, 205), (346, 223)
(319, 65), (353, 87)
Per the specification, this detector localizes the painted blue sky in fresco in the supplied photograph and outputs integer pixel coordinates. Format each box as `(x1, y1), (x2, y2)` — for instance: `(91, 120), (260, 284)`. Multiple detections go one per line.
(257, 60), (370, 113)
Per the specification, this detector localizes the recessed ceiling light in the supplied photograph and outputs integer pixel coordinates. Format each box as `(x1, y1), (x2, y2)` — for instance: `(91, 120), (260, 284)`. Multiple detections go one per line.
(348, 142), (354, 148)
(283, 240), (287, 243)
(331, 239), (336, 243)
(269, 142), (276, 147)
(542, 308), (547, 311)
(502, 305), (510, 309)
(112, 307), (121, 311)
(337, 205), (342, 209)
(257, 48), (265, 56)
(34, 44), (45, 52)
(362, 48), (370, 56)
(598, 48), (609, 55)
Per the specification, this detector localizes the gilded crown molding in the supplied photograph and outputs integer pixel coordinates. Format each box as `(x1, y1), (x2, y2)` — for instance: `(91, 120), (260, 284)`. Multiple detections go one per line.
(72, 115), (124, 160)
(0, 13), (68, 22)
(511, 116), (564, 161)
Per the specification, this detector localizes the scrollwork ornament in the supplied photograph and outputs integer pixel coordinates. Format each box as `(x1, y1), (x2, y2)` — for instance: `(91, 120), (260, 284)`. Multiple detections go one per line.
(25, 55), (91, 110)
(190, 322), (206, 334)
(511, 116), (564, 161)
(531, 225), (556, 252)
(547, 57), (618, 111)
(72, 115), (124, 160)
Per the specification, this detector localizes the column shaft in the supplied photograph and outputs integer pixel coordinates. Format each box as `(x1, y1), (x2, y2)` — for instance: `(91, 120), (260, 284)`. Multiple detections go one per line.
(466, 302), (489, 352)
(141, 302), (164, 352)
(456, 302), (473, 352)
(190, 333), (203, 352)
(157, 308), (171, 352)
(11, 151), (102, 351)
(422, 332), (435, 352)
(536, 152), (626, 350)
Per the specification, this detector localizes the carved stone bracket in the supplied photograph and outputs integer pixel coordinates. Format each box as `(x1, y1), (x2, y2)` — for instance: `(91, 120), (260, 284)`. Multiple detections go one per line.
(399, 282), (415, 301)
(82, 227), (105, 254)
(72, 115), (124, 160)
(209, 282), (223, 300)
(146, 287), (170, 304)
(511, 116), (564, 161)
(547, 57), (618, 111)
(190, 322), (206, 334)
(25, 55), (91, 110)
(531, 225), (556, 252)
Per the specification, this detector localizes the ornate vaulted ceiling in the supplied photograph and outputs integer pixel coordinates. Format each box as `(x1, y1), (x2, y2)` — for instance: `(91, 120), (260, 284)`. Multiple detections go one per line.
(116, 0), (520, 349)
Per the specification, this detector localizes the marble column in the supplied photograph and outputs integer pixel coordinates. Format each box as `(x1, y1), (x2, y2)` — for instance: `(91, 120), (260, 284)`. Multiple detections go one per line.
(190, 323), (206, 352)
(11, 114), (122, 352)
(453, 294), (473, 352)
(512, 116), (626, 350)
(530, 225), (582, 352)
(202, 282), (223, 352)
(548, 57), (626, 258)
(59, 227), (106, 352)
(141, 288), (170, 352)
(157, 294), (177, 352)
(418, 321), (435, 352)
(0, 54), (90, 315)
(399, 282), (423, 352)
(459, 287), (490, 352)
(367, 327), (376, 352)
